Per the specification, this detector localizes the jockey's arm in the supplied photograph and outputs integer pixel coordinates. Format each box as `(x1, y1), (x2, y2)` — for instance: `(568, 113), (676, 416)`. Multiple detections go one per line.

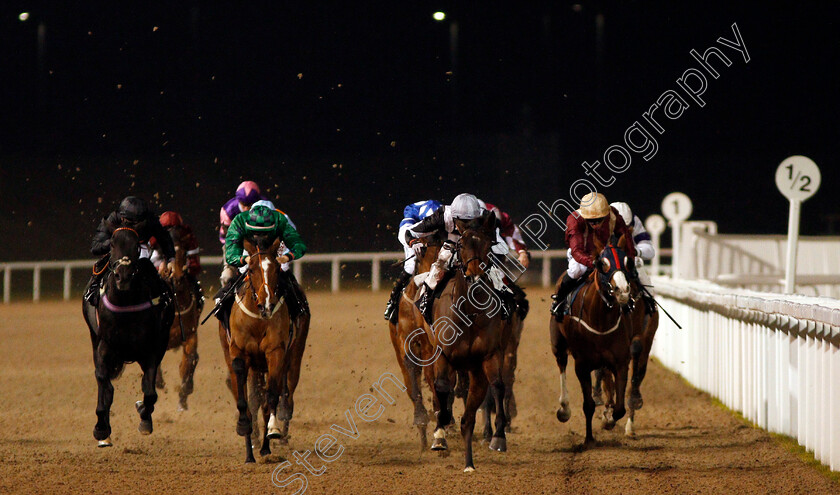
(278, 213), (306, 261)
(148, 216), (176, 263)
(405, 207), (445, 245)
(224, 215), (248, 267)
(565, 214), (595, 268)
(90, 213), (118, 256)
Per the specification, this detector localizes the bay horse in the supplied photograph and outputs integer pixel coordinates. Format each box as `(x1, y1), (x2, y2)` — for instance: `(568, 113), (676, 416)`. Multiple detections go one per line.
(155, 226), (201, 411)
(482, 296), (525, 440)
(597, 283), (660, 436)
(219, 266), (311, 452)
(425, 211), (509, 472)
(549, 242), (636, 446)
(388, 236), (442, 451)
(82, 227), (174, 447)
(224, 236), (292, 463)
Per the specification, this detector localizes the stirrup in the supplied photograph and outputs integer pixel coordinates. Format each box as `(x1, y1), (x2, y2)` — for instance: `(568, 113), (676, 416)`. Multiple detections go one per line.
(550, 294), (565, 319)
(384, 299), (398, 322)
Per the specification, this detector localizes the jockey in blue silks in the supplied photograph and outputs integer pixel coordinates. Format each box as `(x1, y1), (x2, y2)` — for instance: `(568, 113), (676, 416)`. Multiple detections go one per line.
(383, 199), (442, 322)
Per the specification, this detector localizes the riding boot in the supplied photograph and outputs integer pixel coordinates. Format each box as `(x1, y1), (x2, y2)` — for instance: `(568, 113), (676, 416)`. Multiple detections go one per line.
(384, 271), (412, 322)
(550, 273), (580, 321)
(415, 283), (434, 325)
(496, 290), (513, 320)
(289, 271), (309, 316)
(509, 281), (529, 319)
(84, 255), (110, 306)
(276, 271), (301, 320)
(188, 274), (205, 314)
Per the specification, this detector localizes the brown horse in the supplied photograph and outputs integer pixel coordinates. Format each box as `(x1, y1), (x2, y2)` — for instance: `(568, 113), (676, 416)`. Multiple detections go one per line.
(425, 211), (509, 472)
(224, 236), (292, 463)
(388, 239), (442, 451)
(482, 299), (525, 439)
(598, 287), (660, 436)
(219, 266), (310, 453)
(155, 227), (200, 411)
(550, 243), (636, 446)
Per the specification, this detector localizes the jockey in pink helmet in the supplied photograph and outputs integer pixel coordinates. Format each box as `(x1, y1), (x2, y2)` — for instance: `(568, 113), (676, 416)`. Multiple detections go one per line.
(219, 181), (266, 244)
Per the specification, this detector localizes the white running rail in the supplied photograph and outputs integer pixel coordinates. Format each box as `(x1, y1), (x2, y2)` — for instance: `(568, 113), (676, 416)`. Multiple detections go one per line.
(651, 276), (840, 471)
(1, 249), (673, 303)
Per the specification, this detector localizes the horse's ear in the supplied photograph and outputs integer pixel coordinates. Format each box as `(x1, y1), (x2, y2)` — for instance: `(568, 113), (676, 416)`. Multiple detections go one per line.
(271, 237), (282, 254)
(481, 209), (496, 234)
(617, 234), (627, 250)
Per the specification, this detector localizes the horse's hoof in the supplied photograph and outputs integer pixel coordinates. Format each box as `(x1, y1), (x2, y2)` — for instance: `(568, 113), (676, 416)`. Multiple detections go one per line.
(628, 395), (644, 411)
(556, 407), (571, 423)
(464, 466), (476, 473)
(592, 395), (604, 406)
(489, 437), (507, 452)
(97, 437), (113, 448)
(138, 420), (153, 435)
(260, 447), (272, 456)
(430, 438), (448, 451)
(583, 438), (596, 448)
(245, 457), (256, 464)
(236, 421), (252, 437)
(266, 427), (283, 440)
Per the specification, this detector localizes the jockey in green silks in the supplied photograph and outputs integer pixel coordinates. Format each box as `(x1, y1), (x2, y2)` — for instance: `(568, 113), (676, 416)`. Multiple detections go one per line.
(215, 204), (308, 326)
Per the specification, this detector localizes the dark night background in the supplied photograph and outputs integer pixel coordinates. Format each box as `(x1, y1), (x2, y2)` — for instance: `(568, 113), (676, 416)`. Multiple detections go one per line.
(1, 1), (838, 264)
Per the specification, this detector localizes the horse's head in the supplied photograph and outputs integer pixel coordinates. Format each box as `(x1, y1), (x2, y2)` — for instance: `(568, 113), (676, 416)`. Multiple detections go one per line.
(109, 227), (141, 291)
(243, 235), (283, 319)
(456, 210), (496, 280)
(165, 226), (189, 288)
(596, 244), (631, 308)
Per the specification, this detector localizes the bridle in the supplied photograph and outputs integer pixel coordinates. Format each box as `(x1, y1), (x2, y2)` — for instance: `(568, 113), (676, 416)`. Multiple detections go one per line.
(106, 227), (141, 275)
(236, 245), (283, 320)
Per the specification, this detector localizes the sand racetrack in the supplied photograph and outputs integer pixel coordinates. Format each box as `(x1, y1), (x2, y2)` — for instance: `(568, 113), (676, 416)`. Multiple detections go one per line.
(0, 288), (837, 494)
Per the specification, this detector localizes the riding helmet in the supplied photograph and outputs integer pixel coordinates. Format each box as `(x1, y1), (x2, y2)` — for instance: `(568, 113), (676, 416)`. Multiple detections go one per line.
(118, 196), (149, 222)
(450, 193), (482, 220)
(578, 192), (611, 219)
(245, 205), (276, 230)
(235, 180), (262, 205)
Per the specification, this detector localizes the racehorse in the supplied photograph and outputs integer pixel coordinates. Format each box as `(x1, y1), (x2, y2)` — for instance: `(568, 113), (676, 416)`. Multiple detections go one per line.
(223, 236), (293, 463)
(388, 236), (442, 451)
(155, 226), (201, 411)
(549, 241), (636, 446)
(425, 211), (509, 472)
(219, 267), (311, 452)
(82, 227), (174, 447)
(597, 289), (659, 436)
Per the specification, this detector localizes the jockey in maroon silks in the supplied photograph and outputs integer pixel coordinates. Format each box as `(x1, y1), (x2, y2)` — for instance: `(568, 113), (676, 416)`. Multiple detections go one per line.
(549, 192), (638, 319)
(150, 211), (205, 314)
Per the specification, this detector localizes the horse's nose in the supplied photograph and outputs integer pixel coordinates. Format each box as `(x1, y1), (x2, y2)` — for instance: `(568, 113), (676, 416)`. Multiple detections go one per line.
(257, 304), (265, 313)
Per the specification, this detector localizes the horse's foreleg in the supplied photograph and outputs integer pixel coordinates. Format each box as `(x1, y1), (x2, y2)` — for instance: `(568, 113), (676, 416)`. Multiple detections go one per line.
(430, 360), (453, 452)
(628, 337), (644, 411)
(93, 342), (114, 446)
(592, 368), (604, 406)
(230, 352), (255, 463)
(178, 334), (199, 411)
(280, 313), (309, 432)
(137, 357), (159, 435)
(247, 371), (268, 454)
(481, 388), (494, 443)
(461, 369), (489, 472)
(612, 364), (628, 423)
(265, 347), (287, 442)
(483, 356), (507, 453)
(600, 370), (617, 430)
(550, 322), (571, 422)
(155, 363), (165, 390)
(574, 361), (596, 446)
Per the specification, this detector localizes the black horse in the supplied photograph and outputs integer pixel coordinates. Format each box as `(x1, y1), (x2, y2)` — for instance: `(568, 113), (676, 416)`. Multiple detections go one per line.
(82, 227), (174, 447)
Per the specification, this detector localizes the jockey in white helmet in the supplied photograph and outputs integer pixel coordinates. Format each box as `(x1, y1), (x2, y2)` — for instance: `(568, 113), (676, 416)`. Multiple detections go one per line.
(405, 193), (513, 324)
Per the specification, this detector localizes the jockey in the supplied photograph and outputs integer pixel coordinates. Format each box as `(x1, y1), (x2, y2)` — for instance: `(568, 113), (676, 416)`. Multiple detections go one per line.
(216, 204), (307, 324)
(549, 192), (637, 319)
(482, 201), (531, 318)
(611, 202), (656, 314)
(383, 199), (442, 322)
(151, 211), (205, 314)
(85, 196), (175, 306)
(405, 193), (514, 324)
(250, 199), (309, 318)
(218, 181), (266, 287)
